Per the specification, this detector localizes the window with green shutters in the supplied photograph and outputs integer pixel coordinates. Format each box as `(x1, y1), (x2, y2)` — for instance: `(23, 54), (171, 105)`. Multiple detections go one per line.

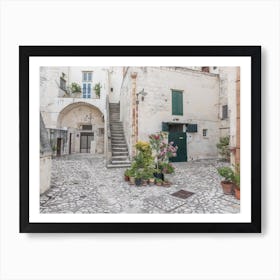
(172, 90), (183, 116)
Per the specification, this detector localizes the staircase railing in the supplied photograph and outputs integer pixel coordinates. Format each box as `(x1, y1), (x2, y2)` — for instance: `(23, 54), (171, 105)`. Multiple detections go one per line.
(106, 95), (112, 167)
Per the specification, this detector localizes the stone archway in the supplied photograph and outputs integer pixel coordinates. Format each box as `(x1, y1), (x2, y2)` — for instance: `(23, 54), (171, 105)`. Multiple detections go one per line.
(57, 102), (105, 154)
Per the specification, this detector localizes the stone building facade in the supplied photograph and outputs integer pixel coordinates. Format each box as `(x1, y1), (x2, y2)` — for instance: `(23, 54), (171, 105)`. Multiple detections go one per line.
(119, 66), (239, 162)
(40, 66), (123, 157)
(40, 66), (240, 170)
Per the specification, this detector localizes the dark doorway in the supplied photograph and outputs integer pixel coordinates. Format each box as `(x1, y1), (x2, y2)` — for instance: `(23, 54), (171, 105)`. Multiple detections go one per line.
(56, 138), (62, 156)
(80, 132), (94, 153)
(69, 133), (72, 154)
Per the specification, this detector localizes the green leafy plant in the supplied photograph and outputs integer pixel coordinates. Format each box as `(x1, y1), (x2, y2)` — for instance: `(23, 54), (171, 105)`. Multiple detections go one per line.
(94, 82), (102, 97)
(216, 136), (230, 161)
(159, 162), (175, 174)
(155, 178), (163, 184)
(70, 82), (81, 93)
(232, 164), (240, 189)
(149, 132), (178, 171)
(217, 166), (234, 182)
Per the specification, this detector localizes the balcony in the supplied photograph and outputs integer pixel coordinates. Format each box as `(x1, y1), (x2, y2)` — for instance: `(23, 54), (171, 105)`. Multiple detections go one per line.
(59, 86), (101, 100)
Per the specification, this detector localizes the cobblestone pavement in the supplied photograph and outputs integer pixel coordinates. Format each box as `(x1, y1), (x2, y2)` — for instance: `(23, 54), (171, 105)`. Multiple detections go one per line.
(40, 154), (240, 214)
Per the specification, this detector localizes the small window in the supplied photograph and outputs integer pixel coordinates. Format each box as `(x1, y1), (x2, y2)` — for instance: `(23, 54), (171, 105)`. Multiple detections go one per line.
(98, 128), (104, 136)
(187, 124), (198, 133)
(222, 105), (228, 119)
(111, 88), (113, 92)
(81, 125), (92, 130)
(82, 71), (92, 82)
(203, 129), (207, 137)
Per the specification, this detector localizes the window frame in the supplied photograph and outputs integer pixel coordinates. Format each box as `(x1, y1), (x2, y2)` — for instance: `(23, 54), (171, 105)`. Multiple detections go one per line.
(171, 89), (183, 116)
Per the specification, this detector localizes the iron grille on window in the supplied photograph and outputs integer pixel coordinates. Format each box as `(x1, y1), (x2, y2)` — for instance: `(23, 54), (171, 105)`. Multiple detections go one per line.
(222, 105), (228, 119)
(187, 124), (198, 133)
(81, 125), (92, 130)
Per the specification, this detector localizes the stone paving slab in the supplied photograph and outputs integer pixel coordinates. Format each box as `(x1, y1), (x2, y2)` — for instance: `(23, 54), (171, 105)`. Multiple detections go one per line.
(40, 154), (240, 214)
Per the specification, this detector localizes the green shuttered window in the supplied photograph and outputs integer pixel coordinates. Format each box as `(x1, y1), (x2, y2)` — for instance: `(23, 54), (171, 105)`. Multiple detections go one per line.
(172, 90), (183, 116)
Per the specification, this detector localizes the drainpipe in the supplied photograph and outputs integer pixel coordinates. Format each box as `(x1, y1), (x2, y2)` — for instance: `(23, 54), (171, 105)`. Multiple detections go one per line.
(131, 72), (137, 157)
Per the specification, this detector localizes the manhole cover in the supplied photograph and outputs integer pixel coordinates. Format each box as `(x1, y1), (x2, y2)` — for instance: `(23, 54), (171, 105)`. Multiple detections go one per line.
(171, 190), (194, 199)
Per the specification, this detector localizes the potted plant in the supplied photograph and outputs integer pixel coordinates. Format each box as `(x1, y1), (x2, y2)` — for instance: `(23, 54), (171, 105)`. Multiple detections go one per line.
(124, 169), (130, 182)
(232, 164), (240, 200)
(141, 171), (150, 186)
(135, 171), (142, 186)
(94, 82), (102, 98)
(155, 178), (163, 186)
(216, 136), (230, 162)
(153, 168), (164, 181)
(148, 177), (155, 185)
(162, 180), (171, 187)
(70, 82), (81, 96)
(149, 132), (178, 182)
(217, 166), (234, 195)
(128, 167), (136, 185)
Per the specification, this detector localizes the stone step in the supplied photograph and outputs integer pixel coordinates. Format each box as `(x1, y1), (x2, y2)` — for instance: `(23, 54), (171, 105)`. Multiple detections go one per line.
(112, 155), (129, 161)
(111, 133), (124, 136)
(112, 147), (128, 151)
(111, 160), (131, 165)
(111, 137), (125, 142)
(112, 151), (129, 156)
(112, 144), (127, 148)
(107, 163), (131, 168)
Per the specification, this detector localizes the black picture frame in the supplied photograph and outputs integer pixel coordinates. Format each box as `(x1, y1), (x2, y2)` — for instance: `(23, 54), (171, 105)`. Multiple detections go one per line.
(20, 46), (261, 233)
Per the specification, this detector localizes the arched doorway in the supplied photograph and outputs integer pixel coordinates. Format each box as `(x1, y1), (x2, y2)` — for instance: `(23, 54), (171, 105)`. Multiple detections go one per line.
(57, 102), (104, 154)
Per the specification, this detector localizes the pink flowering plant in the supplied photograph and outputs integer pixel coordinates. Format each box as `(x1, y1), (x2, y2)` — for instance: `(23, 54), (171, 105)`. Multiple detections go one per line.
(148, 132), (178, 173)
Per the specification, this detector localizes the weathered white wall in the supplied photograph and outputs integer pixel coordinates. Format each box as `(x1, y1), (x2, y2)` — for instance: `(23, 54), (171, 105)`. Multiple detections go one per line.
(125, 67), (220, 160)
(58, 104), (104, 153)
(120, 68), (133, 158)
(40, 155), (52, 194)
(219, 67), (238, 152)
(108, 67), (123, 103)
(40, 67), (107, 130)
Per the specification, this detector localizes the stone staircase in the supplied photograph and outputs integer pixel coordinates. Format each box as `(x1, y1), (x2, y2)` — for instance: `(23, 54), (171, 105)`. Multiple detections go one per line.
(107, 103), (131, 168)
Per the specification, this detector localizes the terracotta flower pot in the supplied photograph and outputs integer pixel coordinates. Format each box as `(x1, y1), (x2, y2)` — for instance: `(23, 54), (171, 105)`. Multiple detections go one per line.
(129, 176), (135, 185)
(124, 175), (129, 182)
(163, 181), (171, 187)
(149, 178), (155, 185)
(221, 181), (234, 195)
(142, 180), (148, 186)
(235, 188), (240, 200)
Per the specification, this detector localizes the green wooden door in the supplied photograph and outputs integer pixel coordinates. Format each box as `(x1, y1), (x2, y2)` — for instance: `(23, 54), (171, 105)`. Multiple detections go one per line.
(168, 132), (187, 162)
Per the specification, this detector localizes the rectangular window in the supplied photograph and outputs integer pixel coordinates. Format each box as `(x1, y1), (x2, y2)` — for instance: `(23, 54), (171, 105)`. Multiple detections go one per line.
(82, 71), (92, 98)
(203, 129), (207, 137)
(222, 105), (228, 119)
(81, 125), (92, 130)
(172, 90), (183, 116)
(82, 83), (87, 98)
(187, 124), (198, 133)
(87, 83), (91, 98)
(82, 71), (92, 82)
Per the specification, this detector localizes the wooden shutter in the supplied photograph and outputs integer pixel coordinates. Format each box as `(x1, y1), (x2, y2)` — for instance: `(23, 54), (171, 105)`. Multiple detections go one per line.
(162, 122), (169, 132)
(172, 90), (183, 115)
